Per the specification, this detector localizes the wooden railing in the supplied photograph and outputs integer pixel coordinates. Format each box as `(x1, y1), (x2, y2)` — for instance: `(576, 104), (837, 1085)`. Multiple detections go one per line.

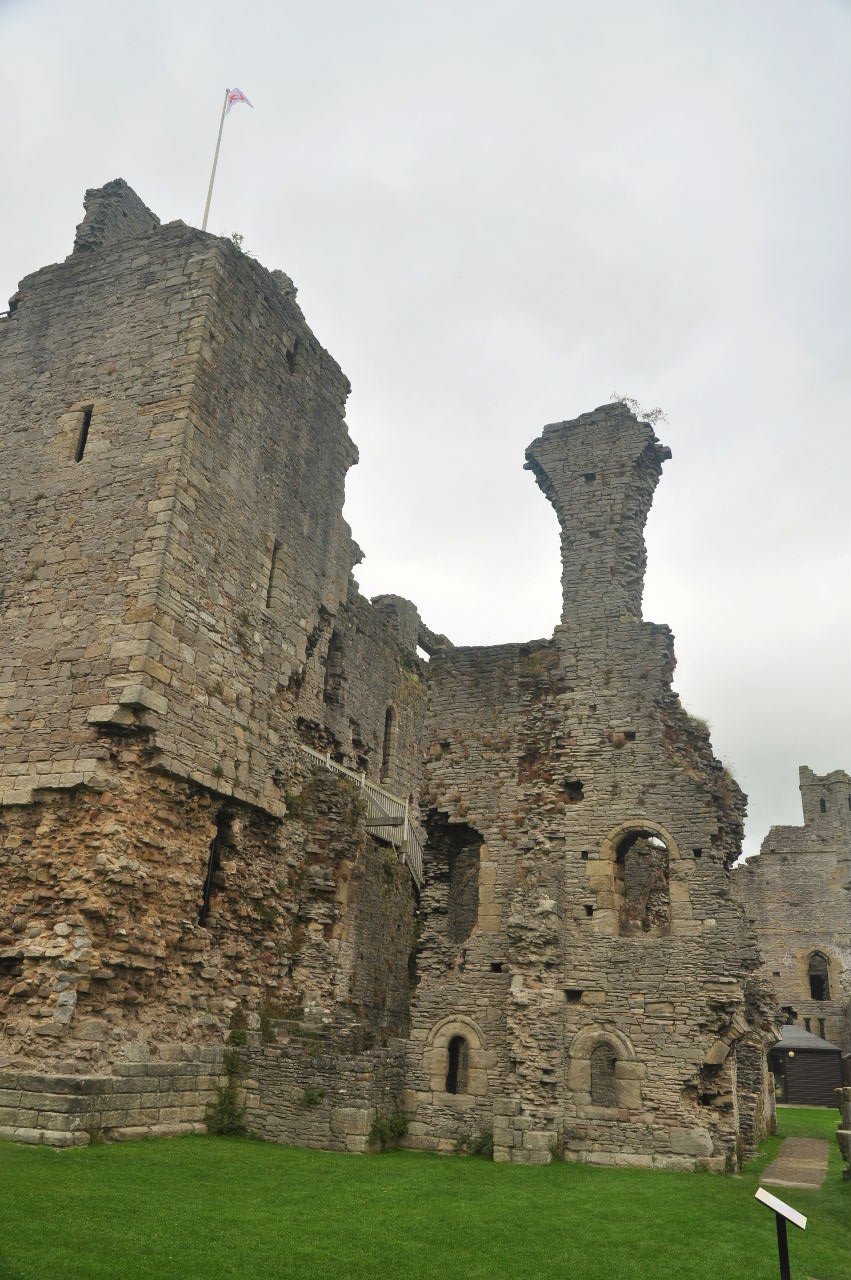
(298, 745), (424, 889)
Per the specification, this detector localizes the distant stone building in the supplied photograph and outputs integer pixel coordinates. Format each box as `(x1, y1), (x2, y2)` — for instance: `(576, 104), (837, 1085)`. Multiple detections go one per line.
(0, 180), (776, 1166)
(735, 767), (850, 1051)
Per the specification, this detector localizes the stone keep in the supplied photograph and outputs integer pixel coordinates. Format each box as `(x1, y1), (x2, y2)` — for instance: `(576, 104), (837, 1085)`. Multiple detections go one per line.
(0, 181), (775, 1164)
(735, 768), (850, 1050)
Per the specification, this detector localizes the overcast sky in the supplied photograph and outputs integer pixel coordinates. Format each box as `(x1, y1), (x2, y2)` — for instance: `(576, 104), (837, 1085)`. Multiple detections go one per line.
(3, 0), (848, 856)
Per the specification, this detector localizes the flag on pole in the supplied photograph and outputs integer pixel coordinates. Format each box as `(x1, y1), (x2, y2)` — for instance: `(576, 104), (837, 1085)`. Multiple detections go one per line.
(226, 88), (253, 115)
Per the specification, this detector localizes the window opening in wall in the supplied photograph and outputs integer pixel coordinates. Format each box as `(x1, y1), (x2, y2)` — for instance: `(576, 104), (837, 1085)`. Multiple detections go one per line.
(819, 1018), (825, 1039)
(445, 1035), (469, 1094)
(199, 810), (233, 926)
(584, 904), (594, 917)
(808, 952), (830, 1001)
(490, 962), (503, 973)
(425, 816), (483, 945)
(693, 848), (703, 858)
(614, 829), (671, 935)
(819, 797), (827, 813)
(590, 1043), (618, 1106)
(266, 540), (281, 608)
(416, 645), (430, 663)
(380, 705), (395, 781)
(624, 730), (636, 742)
(804, 1017), (811, 1032)
(565, 989), (583, 1003)
(75, 405), (93, 462)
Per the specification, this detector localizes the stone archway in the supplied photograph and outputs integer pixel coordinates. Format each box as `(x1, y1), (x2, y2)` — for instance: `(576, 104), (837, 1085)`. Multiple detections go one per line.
(567, 1023), (644, 1112)
(423, 1014), (489, 1098)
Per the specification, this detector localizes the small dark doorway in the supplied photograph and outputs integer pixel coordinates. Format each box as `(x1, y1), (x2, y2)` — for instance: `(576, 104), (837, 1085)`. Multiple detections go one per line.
(445, 1035), (469, 1094)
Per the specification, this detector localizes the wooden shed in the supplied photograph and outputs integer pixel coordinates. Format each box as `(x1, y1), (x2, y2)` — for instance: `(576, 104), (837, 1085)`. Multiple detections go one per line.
(769, 1025), (843, 1106)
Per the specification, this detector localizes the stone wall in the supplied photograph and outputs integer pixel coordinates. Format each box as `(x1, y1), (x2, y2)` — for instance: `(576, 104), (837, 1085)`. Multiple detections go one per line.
(404, 406), (775, 1169)
(0, 1050), (222, 1147)
(734, 767), (851, 1049)
(242, 1034), (406, 1152)
(0, 761), (415, 1064)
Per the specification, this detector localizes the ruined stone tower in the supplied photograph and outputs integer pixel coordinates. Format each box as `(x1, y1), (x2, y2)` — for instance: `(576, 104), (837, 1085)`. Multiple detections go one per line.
(0, 181), (775, 1164)
(735, 767), (850, 1050)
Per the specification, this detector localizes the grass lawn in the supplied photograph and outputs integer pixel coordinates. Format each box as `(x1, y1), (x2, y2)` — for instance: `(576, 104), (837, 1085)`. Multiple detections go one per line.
(0, 1106), (847, 1280)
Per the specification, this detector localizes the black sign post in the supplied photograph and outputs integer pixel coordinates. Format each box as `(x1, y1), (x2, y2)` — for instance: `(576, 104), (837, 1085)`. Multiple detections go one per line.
(755, 1186), (807, 1280)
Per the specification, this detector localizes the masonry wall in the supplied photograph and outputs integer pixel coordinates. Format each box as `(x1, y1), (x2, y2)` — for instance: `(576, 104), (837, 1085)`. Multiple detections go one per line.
(735, 767), (851, 1050)
(0, 757), (415, 1066)
(0, 1051), (223, 1148)
(405, 405), (775, 1169)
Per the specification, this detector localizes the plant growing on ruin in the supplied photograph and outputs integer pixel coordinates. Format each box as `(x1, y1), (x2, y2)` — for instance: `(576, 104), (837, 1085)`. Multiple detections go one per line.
(455, 1130), (494, 1159)
(301, 1085), (326, 1108)
(607, 392), (667, 425)
(205, 1050), (247, 1136)
(368, 1111), (408, 1152)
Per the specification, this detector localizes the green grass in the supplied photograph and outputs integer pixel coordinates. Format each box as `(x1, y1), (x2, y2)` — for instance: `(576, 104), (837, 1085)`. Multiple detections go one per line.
(0, 1106), (847, 1279)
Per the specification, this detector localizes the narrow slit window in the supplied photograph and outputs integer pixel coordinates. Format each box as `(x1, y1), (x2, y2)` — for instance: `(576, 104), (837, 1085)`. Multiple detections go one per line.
(75, 405), (93, 462)
(819, 797), (827, 813)
(266, 540), (281, 608)
(381, 705), (394, 781)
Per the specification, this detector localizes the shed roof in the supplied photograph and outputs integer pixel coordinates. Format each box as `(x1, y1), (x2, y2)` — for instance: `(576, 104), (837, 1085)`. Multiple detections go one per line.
(771, 1024), (842, 1054)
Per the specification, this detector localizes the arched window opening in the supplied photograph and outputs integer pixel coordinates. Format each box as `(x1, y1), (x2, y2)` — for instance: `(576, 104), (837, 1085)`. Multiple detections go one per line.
(445, 1035), (469, 1094)
(199, 809), (234, 927)
(590, 1043), (618, 1106)
(615, 829), (670, 934)
(381, 705), (395, 781)
(808, 952), (830, 1002)
(819, 797), (827, 813)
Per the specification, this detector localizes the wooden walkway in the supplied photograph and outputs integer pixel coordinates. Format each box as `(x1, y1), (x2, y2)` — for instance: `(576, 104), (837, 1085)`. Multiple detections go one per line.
(761, 1136), (829, 1190)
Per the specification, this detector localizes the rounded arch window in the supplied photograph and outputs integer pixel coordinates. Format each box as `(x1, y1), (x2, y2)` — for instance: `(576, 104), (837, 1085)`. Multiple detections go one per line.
(614, 829), (670, 934)
(445, 1035), (469, 1094)
(808, 952), (830, 1002)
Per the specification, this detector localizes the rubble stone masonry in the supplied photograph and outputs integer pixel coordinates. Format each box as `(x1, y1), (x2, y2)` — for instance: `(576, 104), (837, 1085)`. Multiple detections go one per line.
(1, 181), (780, 1164)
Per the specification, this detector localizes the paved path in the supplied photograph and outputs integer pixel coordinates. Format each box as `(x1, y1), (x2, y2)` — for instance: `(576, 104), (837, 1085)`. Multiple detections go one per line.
(761, 1136), (829, 1190)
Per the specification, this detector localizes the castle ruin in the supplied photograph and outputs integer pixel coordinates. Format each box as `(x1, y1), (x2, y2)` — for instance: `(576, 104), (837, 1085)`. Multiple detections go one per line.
(735, 767), (850, 1050)
(0, 180), (777, 1166)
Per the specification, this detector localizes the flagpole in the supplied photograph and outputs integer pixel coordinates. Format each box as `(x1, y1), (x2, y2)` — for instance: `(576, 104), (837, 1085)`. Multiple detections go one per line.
(201, 88), (229, 232)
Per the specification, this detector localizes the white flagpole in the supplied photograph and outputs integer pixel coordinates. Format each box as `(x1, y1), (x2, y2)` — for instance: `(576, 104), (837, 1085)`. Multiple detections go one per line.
(201, 88), (229, 232)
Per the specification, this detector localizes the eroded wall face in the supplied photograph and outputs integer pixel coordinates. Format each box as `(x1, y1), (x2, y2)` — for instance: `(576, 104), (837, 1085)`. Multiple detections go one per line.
(735, 769), (851, 1050)
(0, 760), (414, 1067)
(406, 407), (771, 1169)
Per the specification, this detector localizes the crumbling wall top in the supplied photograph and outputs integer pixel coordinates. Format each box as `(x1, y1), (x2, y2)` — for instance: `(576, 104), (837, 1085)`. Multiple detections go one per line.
(72, 178), (160, 254)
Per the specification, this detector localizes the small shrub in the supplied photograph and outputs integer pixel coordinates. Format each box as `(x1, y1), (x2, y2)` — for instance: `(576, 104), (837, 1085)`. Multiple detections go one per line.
(301, 1085), (326, 1108)
(284, 791), (305, 818)
(205, 1052), (246, 1136)
(369, 1111), (408, 1152)
(226, 1028), (247, 1046)
(456, 1130), (493, 1159)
